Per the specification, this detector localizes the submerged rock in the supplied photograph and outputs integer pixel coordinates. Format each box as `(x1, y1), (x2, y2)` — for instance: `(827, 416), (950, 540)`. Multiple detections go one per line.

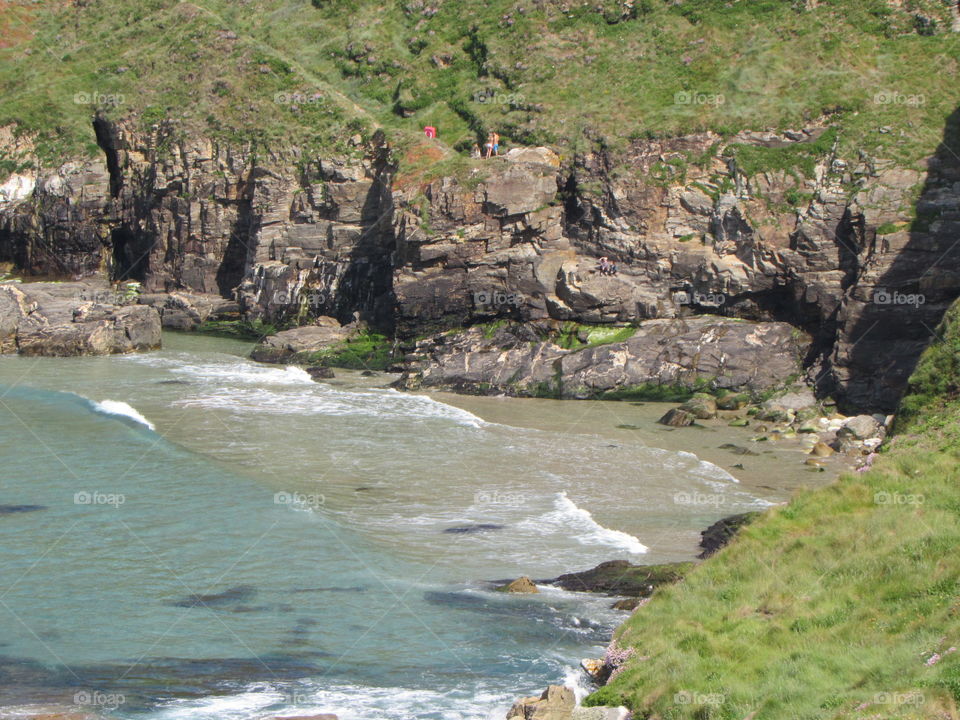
(0, 504), (46, 515)
(443, 523), (505, 534)
(499, 576), (539, 594)
(718, 443), (759, 456)
(171, 584), (258, 608)
(306, 365), (336, 380)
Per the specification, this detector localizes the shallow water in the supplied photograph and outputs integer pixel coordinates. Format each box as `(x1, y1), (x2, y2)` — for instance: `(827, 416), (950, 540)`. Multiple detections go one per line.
(0, 333), (834, 719)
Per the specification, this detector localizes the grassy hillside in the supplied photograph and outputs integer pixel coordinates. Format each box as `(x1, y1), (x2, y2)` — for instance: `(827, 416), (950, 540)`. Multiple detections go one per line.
(584, 302), (960, 718)
(1, 0), (958, 175)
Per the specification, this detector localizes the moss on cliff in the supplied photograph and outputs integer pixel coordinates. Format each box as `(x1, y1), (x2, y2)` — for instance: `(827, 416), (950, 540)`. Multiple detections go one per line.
(584, 299), (960, 717)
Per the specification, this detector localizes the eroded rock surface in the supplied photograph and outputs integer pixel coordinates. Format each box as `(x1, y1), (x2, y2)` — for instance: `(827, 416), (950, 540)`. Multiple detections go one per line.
(398, 316), (807, 399)
(0, 282), (160, 356)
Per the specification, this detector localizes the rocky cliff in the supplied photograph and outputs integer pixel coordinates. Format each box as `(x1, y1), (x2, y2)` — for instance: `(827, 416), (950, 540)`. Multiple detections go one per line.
(1, 112), (957, 410)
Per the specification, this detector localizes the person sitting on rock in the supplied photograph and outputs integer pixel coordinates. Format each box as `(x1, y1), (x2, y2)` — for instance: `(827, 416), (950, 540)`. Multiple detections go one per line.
(597, 256), (610, 275)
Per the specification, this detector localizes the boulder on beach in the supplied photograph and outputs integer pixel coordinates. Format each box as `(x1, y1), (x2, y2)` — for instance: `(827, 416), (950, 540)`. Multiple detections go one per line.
(657, 407), (695, 427)
(809, 441), (835, 457)
(250, 319), (356, 363)
(680, 393), (717, 419)
(838, 414), (882, 440)
(499, 576), (539, 593)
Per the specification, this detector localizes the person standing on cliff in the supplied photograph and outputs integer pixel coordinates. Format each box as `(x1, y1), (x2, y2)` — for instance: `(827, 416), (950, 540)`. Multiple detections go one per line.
(484, 132), (494, 158)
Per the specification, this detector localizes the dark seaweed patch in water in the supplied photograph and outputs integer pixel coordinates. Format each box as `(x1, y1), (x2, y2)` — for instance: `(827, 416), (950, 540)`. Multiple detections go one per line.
(718, 443), (759, 456)
(0, 654), (332, 711)
(423, 590), (610, 642)
(443, 523), (504, 534)
(170, 584), (257, 608)
(157, 379), (192, 385)
(0, 505), (46, 515)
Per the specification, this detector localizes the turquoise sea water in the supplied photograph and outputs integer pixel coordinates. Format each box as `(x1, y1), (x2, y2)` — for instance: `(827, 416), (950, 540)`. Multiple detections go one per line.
(0, 334), (783, 719)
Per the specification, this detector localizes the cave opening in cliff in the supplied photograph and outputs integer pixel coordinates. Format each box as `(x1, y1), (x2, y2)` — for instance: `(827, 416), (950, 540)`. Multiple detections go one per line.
(110, 227), (147, 283)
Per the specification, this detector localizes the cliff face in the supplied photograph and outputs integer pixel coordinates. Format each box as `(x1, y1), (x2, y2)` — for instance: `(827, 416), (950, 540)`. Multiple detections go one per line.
(1, 116), (957, 411)
(0, 117), (396, 327)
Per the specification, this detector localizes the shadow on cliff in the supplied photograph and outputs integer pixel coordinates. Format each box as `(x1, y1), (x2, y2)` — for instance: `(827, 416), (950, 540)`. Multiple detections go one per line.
(335, 163), (396, 331)
(826, 105), (960, 413)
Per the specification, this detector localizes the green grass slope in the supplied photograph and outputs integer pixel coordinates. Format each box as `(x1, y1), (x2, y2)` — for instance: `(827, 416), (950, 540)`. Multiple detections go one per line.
(1, 0), (959, 174)
(585, 302), (960, 718)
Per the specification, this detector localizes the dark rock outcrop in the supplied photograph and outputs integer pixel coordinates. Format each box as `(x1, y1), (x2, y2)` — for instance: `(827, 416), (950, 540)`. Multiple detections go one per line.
(547, 560), (692, 597)
(697, 512), (759, 559)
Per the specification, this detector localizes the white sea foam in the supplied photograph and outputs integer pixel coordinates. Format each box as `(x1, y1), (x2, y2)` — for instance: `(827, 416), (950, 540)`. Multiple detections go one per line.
(162, 356), (487, 427)
(149, 680), (516, 720)
(91, 399), (156, 430)
(519, 491), (648, 554)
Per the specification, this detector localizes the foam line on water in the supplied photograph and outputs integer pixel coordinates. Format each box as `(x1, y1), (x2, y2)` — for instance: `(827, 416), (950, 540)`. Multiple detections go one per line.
(154, 356), (488, 427)
(148, 680), (517, 720)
